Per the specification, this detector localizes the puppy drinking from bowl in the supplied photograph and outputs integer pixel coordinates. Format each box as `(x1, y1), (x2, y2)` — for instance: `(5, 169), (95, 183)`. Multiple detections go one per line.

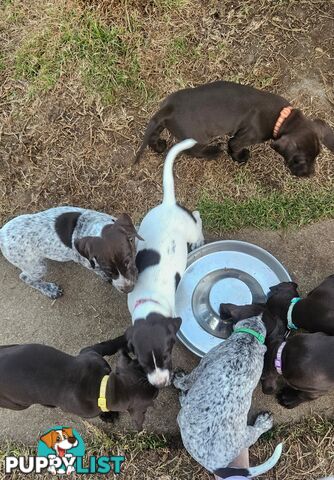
(173, 312), (282, 478)
(134, 80), (334, 177)
(126, 139), (205, 388)
(221, 296), (334, 408)
(0, 207), (141, 298)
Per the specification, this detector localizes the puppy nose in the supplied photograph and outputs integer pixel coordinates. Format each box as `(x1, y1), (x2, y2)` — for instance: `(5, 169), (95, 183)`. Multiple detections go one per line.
(120, 284), (134, 294)
(68, 436), (76, 444)
(262, 385), (276, 395)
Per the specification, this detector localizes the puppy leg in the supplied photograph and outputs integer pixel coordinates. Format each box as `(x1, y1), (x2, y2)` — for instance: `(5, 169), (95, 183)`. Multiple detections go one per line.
(189, 210), (205, 251)
(277, 386), (321, 409)
(173, 367), (202, 391)
(80, 336), (127, 356)
(227, 128), (258, 164)
(148, 124), (167, 154)
(188, 144), (221, 159)
(18, 260), (63, 299)
(244, 412), (273, 446)
(99, 411), (120, 423)
(179, 390), (188, 406)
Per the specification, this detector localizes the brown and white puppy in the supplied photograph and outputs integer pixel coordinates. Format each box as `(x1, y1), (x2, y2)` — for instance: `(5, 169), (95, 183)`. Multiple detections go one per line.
(0, 206), (141, 298)
(134, 80), (334, 177)
(0, 339), (158, 430)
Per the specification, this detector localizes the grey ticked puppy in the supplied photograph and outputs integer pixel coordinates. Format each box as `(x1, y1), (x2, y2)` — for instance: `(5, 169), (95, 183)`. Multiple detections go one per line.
(173, 314), (282, 478)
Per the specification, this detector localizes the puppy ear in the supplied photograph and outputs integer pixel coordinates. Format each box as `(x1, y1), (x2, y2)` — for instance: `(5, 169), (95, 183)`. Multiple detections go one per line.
(118, 350), (132, 367)
(219, 303), (235, 320)
(40, 431), (55, 449)
(270, 281), (298, 292)
(116, 213), (144, 241)
(220, 303), (264, 321)
(74, 237), (96, 268)
(312, 119), (334, 152)
(168, 317), (182, 335)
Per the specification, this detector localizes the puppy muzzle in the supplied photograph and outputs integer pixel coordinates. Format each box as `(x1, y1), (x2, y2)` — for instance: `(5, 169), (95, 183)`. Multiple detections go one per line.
(147, 368), (171, 388)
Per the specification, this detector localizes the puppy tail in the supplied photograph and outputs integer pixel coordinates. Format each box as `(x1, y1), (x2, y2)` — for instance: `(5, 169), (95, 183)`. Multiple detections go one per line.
(214, 443), (283, 478)
(134, 104), (173, 164)
(162, 138), (197, 205)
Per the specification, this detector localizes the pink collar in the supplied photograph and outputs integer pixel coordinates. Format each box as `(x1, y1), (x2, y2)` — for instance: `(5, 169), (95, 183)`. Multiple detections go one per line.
(274, 342), (286, 375)
(134, 298), (161, 312)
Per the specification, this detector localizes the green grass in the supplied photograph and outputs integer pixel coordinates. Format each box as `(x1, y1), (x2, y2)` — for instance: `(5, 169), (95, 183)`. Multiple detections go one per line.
(153, 0), (187, 9)
(14, 8), (145, 102)
(261, 414), (334, 442)
(12, 0), (188, 102)
(199, 186), (334, 232)
(0, 428), (168, 468)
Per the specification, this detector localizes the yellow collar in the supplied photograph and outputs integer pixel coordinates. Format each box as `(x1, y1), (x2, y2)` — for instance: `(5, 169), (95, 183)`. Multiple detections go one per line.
(98, 375), (110, 412)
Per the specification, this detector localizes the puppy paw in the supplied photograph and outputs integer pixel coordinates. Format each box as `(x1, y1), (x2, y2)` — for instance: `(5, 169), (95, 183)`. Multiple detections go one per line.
(153, 139), (167, 153)
(173, 369), (188, 388)
(202, 145), (221, 159)
(173, 367), (187, 378)
(231, 148), (250, 164)
(254, 411), (273, 431)
(99, 411), (120, 423)
(43, 283), (63, 299)
(190, 238), (204, 251)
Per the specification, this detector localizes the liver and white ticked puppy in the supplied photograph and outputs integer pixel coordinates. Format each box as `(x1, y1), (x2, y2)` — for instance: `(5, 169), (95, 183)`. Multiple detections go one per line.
(0, 207), (140, 297)
(126, 139), (205, 388)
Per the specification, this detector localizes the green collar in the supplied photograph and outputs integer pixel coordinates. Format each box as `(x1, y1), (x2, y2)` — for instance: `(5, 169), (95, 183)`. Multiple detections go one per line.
(234, 327), (265, 345)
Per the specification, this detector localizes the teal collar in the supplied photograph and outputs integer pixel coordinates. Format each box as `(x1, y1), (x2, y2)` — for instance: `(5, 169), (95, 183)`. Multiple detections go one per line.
(287, 297), (301, 330)
(234, 327), (265, 345)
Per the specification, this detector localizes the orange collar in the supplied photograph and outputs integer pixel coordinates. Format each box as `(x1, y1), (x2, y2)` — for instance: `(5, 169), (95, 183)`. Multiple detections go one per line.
(273, 106), (293, 138)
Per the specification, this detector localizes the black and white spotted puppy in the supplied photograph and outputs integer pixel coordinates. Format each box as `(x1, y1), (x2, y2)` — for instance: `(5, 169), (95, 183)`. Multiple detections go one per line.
(127, 139), (205, 388)
(173, 314), (283, 478)
(0, 207), (141, 298)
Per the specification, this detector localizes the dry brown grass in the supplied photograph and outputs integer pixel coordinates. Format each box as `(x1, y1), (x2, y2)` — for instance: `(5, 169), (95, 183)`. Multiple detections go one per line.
(0, 0), (333, 228)
(0, 416), (333, 479)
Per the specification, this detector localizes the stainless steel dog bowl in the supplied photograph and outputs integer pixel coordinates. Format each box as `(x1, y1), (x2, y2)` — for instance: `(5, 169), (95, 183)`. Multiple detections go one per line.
(175, 240), (291, 357)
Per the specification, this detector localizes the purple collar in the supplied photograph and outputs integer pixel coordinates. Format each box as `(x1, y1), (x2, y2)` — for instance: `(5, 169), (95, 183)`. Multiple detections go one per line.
(274, 342), (286, 375)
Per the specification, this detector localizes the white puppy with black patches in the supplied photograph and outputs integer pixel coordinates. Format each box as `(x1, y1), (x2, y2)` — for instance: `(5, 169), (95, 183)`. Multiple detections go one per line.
(126, 139), (204, 388)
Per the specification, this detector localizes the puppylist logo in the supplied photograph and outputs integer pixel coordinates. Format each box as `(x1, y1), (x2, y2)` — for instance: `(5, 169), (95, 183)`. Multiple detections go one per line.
(5, 426), (125, 475)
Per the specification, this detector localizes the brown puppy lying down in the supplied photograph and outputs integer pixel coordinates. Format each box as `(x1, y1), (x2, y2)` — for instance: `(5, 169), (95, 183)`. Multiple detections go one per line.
(135, 80), (334, 177)
(0, 339), (158, 430)
(220, 303), (334, 408)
